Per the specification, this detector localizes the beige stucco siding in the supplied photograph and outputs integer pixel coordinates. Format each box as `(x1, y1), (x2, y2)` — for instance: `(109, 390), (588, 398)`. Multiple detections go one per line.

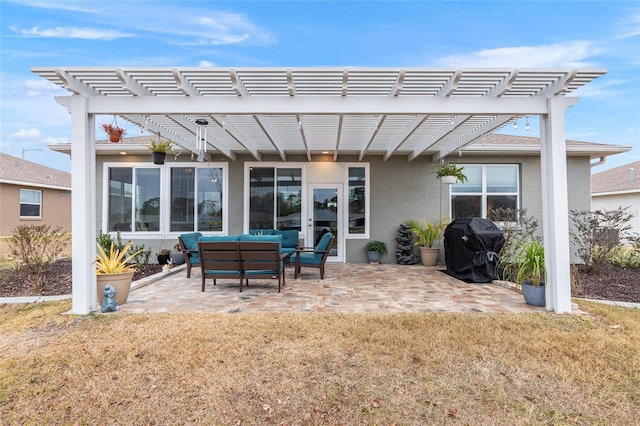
(0, 183), (72, 236)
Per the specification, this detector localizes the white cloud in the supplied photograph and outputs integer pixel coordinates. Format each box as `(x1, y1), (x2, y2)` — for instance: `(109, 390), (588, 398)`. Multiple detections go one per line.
(198, 61), (215, 67)
(21, 79), (67, 97)
(43, 136), (70, 145)
(436, 42), (601, 68)
(158, 10), (276, 46)
(17, 26), (133, 40)
(9, 128), (42, 139)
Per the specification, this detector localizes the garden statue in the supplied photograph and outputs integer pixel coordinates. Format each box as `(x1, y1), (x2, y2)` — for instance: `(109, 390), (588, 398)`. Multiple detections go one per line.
(101, 284), (119, 313)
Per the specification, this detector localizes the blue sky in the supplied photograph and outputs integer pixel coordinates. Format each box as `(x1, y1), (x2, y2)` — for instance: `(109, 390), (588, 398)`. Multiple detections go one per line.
(1, 0), (638, 173)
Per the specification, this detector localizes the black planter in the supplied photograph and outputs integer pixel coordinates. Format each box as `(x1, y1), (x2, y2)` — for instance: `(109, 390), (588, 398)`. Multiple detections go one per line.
(152, 151), (166, 165)
(157, 254), (170, 265)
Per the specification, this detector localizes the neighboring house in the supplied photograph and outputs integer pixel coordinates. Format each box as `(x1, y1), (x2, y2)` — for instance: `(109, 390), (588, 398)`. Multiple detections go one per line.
(33, 66), (632, 314)
(591, 160), (640, 237)
(0, 153), (72, 236)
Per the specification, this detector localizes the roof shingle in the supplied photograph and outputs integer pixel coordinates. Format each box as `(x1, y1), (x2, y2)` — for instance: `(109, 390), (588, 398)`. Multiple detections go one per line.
(0, 153), (71, 189)
(591, 160), (640, 193)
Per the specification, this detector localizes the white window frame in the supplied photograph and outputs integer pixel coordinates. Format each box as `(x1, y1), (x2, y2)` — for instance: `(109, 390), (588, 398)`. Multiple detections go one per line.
(102, 162), (228, 237)
(344, 163), (370, 239)
(20, 189), (42, 218)
(450, 164), (520, 221)
(243, 162), (306, 234)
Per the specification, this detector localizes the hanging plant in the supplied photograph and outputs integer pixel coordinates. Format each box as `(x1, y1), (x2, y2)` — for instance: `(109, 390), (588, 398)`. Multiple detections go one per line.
(148, 137), (173, 164)
(101, 123), (126, 143)
(436, 163), (468, 184)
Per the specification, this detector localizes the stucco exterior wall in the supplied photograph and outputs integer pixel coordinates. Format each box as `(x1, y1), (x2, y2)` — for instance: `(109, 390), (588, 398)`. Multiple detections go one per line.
(94, 153), (593, 264)
(592, 192), (640, 237)
(0, 182), (72, 236)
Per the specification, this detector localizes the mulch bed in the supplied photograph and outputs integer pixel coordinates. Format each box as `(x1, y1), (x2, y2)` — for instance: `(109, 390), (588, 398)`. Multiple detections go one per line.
(1, 259), (638, 303)
(0, 260), (163, 298)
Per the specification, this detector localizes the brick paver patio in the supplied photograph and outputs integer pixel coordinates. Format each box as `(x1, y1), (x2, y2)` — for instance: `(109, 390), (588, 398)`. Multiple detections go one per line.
(119, 263), (543, 314)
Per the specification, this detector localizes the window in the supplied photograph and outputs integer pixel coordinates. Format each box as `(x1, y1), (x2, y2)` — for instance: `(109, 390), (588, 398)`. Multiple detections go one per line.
(106, 164), (226, 234)
(249, 167), (302, 230)
(20, 189), (42, 217)
(347, 167), (367, 235)
(451, 165), (519, 221)
(169, 166), (224, 232)
(107, 167), (160, 232)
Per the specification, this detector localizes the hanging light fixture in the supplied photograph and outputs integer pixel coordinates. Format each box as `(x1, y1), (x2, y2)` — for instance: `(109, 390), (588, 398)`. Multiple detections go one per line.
(525, 116), (530, 131)
(513, 120), (518, 130)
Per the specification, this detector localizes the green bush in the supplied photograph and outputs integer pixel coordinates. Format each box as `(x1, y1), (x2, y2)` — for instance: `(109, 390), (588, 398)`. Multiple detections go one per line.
(570, 207), (639, 273)
(96, 231), (150, 272)
(8, 224), (69, 292)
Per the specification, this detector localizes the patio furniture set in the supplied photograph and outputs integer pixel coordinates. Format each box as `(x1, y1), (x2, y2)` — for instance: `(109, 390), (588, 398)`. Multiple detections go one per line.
(177, 231), (334, 292)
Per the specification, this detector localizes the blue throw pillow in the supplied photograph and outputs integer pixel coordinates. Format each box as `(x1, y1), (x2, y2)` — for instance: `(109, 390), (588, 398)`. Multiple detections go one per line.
(180, 232), (203, 251)
(274, 229), (299, 248)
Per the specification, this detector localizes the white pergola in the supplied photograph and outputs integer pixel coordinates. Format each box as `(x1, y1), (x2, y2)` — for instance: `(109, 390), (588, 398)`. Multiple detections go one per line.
(32, 67), (607, 314)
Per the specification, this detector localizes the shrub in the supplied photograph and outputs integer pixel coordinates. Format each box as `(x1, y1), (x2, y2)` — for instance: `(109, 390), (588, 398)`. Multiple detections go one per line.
(8, 224), (69, 292)
(607, 246), (640, 269)
(492, 208), (540, 271)
(570, 207), (639, 273)
(96, 231), (150, 272)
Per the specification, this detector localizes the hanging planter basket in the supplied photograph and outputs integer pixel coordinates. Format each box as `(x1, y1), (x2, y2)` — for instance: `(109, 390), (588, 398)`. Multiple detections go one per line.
(101, 116), (126, 143)
(152, 151), (166, 165)
(440, 175), (458, 185)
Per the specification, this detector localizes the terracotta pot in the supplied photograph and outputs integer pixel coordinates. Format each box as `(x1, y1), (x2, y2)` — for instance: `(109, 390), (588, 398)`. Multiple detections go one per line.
(108, 133), (121, 143)
(419, 247), (439, 266)
(97, 271), (134, 305)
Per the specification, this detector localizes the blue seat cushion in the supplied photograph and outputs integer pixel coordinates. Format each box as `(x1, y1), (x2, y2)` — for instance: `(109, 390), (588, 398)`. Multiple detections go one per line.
(240, 234), (282, 244)
(244, 269), (280, 276)
(203, 269), (240, 275)
(290, 252), (323, 265)
(199, 235), (241, 242)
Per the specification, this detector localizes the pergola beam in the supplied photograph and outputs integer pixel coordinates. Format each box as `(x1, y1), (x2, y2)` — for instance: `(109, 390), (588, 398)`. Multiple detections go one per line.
(84, 95), (552, 115)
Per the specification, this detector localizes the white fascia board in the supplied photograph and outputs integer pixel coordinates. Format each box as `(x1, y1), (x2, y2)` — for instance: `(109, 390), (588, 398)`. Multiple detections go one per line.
(461, 144), (631, 157)
(592, 189), (639, 197)
(0, 179), (71, 191)
(85, 95), (551, 115)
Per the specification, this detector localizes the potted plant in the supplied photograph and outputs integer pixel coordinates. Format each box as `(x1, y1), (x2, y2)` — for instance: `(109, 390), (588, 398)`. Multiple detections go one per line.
(405, 218), (449, 266)
(507, 239), (546, 307)
(436, 163), (468, 185)
(364, 240), (388, 264)
(170, 243), (185, 265)
(148, 138), (173, 164)
(95, 241), (141, 305)
(157, 248), (171, 265)
(101, 123), (126, 143)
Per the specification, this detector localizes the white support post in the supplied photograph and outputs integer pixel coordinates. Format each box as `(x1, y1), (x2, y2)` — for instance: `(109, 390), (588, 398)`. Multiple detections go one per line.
(70, 95), (97, 314)
(539, 95), (573, 313)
